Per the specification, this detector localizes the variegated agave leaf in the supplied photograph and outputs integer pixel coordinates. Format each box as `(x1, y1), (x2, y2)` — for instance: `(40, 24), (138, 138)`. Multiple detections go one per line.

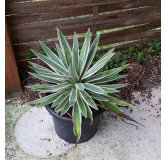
(27, 28), (142, 145)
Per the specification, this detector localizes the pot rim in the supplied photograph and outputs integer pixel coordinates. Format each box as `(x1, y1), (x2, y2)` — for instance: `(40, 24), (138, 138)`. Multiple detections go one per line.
(43, 93), (105, 123)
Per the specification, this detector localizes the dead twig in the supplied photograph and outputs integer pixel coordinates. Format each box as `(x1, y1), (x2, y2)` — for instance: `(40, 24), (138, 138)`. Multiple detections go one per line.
(66, 111), (72, 118)
(89, 115), (93, 125)
(40, 138), (51, 142)
(96, 103), (145, 128)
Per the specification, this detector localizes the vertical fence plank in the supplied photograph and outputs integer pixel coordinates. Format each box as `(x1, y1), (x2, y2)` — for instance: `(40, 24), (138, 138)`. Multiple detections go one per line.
(5, 17), (22, 98)
(92, 5), (98, 35)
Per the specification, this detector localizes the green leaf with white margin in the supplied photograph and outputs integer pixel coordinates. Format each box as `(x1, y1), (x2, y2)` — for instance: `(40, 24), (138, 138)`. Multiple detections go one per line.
(94, 48), (114, 66)
(100, 101), (123, 114)
(75, 83), (85, 91)
(29, 66), (69, 81)
(83, 34), (100, 74)
(28, 61), (54, 74)
(87, 91), (109, 102)
(84, 67), (124, 83)
(73, 103), (82, 142)
(81, 48), (115, 80)
(103, 95), (136, 108)
(28, 92), (63, 104)
(26, 84), (54, 89)
(29, 66), (49, 75)
(77, 93), (87, 118)
(101, 87), (120, 93)
(99, 84), (126, 89)
(29, 88), (50, 91)
(39, 41), (67, 70)
(110, 94), (118, 98)
(38, 92), (63, 107)
(51, 90), (71, 108)
(35, 72), (69, 81)
(55, 96), (69, 111)
(31, 49), (67, 75)
(51, 83), (72, 91)
(42, 73), (70, 81)
(69, 87), (77, 106)
(79, 90), (98, 110)
(60, 100), (71, 116)
(84, 83), (107, 95)
(77, 28), (91, 76)
(92, 74), (127, 84)
(72, 49), (77, 72)
(55, 43), (69, 68)
(26, 84), (54, 91)
(57, 28), (72, 63)
(28, 72), (62, 84)
(84, 102), (92, 117)
(73, 32), (79, 70)
(119, 63), (130, 70)
(90, 63), (129, 82)
(69, 65), (79, 83)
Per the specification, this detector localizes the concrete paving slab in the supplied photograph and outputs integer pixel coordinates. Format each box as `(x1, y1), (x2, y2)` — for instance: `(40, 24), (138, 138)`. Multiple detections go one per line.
(5, 86), (161, 160)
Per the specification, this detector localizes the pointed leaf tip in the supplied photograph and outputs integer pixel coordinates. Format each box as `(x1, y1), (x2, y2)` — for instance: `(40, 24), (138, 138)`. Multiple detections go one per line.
(73, 103), (82, 143)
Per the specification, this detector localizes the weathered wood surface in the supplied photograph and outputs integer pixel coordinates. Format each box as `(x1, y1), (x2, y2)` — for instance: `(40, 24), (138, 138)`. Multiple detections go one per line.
(6, 0), (31, 4)
(11, 26), (92, 44)
(98, 13), (161, 32)
(14, 28), (160, 60)
(99, 0), (160, 13)
(5, 18), (22, 93)
(13, 22), (161, 54)
(99, 25), (161, 46)
(16, 34), (161, 73)
(14, 37), (90, 60)
(5, 0), (161, 73)
(6, 0), (160, 26)
(92, 5), (99, 35)
(99, 37), (161, 53)
(6, 6), (93, 26)
(9, 7), (160, 44)
(5, 0), (160, 15)
(6, 0), (121, 5)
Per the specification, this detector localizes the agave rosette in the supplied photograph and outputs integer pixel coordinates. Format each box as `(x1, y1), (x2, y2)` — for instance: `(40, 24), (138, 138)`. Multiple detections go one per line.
(27, 28), (138, 142)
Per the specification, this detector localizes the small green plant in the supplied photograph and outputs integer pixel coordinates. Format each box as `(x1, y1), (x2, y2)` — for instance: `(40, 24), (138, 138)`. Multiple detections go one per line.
(147, 40), (161, 55)
(27, 28), (141, 145)
(135, 43), (142, 50)
(144, 52), (151, 59)
(25, 39), (161, 71)
(104, 40), (161, 69)
(128, 46), (134, 56)
(137, 52), (145, 64)
(147, 46), (156, 54)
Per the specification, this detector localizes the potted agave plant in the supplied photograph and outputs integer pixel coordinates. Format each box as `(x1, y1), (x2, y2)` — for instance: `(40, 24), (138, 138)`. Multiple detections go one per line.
(27, 28), (142, 145)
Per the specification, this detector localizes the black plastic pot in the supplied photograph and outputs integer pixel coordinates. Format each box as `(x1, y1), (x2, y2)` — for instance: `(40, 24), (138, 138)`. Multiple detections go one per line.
(43, 93), (105, 144)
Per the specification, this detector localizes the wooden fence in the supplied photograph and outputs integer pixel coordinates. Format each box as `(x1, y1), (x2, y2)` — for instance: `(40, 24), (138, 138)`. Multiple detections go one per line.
(5, 19), (22, 97)
(5, 0), (161, 73)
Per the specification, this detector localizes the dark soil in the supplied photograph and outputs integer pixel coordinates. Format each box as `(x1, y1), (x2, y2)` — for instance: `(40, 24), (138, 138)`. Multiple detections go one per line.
(12, 72), (47, 106)
(117, 55), (161, 103)
(9, 55), (161, 106)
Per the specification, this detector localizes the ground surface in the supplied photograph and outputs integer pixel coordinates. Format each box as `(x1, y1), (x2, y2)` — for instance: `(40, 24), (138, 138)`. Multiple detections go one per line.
(5, 85), (161, 160)
(5, 55), (161, 160)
